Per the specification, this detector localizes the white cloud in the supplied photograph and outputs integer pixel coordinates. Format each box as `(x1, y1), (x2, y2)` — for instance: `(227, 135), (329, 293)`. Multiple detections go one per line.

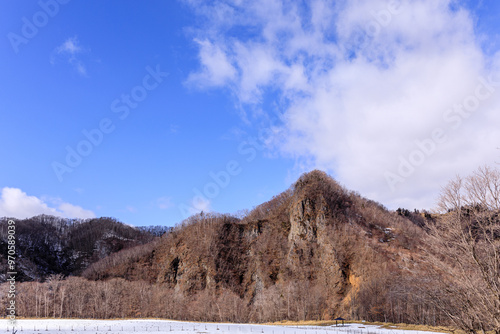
(0, 187), (96, 219)
(51, 36), (89, 77)
(126, 206), (138, 213)
(191, 196), (211, 213)
(187, 39), (237, 87)
(169, 124), (180, 134)
(179, 196), (211, 218)
(58, 202), (95, 219)
(157, 196), (173, 210)
(186, 0), (500, 210)
(56, 37), (83, 54)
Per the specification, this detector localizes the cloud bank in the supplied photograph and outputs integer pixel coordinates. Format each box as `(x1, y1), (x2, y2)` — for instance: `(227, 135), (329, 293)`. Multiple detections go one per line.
(186, 0), (500, 210)
(0, 187), (95, 219)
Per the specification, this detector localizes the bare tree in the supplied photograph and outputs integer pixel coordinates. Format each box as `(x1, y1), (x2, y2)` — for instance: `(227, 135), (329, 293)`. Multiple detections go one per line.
(427, 166), (500, 334)
(46, 274), (64, 318)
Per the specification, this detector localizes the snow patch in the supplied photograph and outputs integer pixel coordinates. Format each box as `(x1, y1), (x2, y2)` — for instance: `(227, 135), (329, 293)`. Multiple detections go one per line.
(0, 319), (449, 334)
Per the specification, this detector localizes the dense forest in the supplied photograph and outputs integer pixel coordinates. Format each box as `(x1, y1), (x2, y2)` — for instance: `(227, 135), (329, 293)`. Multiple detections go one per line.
(0, 215), (169, 281)
(1, 169), (499, 334)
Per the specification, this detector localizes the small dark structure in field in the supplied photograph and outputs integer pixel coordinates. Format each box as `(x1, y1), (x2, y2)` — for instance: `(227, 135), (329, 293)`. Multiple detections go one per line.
(334, 317), (346, 327)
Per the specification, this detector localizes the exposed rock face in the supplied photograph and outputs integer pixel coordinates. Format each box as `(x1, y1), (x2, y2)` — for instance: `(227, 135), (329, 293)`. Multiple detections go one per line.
(83, 170), (425, 318)
(289, 197), (322, 241)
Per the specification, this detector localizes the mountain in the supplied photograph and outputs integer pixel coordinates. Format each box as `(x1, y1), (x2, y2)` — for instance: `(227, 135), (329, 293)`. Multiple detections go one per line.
(0, 215), (160, 282)
(3, 169), (498, 332)
(80, 170), (430, 321)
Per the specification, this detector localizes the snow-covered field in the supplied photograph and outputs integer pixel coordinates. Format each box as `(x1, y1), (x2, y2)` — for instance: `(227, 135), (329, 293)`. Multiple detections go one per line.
(0, 319), (448, 334)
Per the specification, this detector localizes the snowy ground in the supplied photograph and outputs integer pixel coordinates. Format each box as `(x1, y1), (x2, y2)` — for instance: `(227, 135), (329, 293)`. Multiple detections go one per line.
(0, 319), (448, 334)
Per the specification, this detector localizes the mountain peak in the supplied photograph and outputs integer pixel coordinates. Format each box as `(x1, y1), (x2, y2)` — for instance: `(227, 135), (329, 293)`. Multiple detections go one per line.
(293, 170), (351, 215)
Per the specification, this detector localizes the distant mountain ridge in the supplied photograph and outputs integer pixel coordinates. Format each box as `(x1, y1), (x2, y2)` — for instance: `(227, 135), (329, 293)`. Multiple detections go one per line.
(0, 215), (167, 282)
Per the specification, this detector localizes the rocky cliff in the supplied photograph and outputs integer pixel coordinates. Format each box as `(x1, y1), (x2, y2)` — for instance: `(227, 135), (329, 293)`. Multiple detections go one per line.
(83, 170), (426, 318)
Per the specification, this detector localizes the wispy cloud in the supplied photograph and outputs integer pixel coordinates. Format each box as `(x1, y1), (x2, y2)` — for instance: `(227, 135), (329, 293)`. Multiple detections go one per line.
(157, 196), (174, 210)
(186, 39), (237, 88)
(56, 37), (83, 54)
(192, 196), (210, 213)
(51, 36), (89, 77)
(186, 0), (500, 210)
(169, 124), (180, 134)
(0, 187), (95, 219)
(186, 196), (211, 216)
(126, 206), (138, 213)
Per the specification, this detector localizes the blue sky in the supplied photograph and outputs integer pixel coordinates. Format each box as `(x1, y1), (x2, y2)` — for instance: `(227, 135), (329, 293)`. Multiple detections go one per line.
(1, 0), (500, 226)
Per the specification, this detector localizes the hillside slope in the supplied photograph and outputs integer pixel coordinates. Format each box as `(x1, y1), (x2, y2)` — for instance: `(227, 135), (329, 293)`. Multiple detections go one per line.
(83, 170), (428, 320)
(0, 215), (156, 282)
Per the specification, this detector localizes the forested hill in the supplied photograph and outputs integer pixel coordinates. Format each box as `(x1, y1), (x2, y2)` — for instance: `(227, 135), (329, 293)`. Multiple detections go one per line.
(0, 215), (169, 282)
(81, 170), (432, 322)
